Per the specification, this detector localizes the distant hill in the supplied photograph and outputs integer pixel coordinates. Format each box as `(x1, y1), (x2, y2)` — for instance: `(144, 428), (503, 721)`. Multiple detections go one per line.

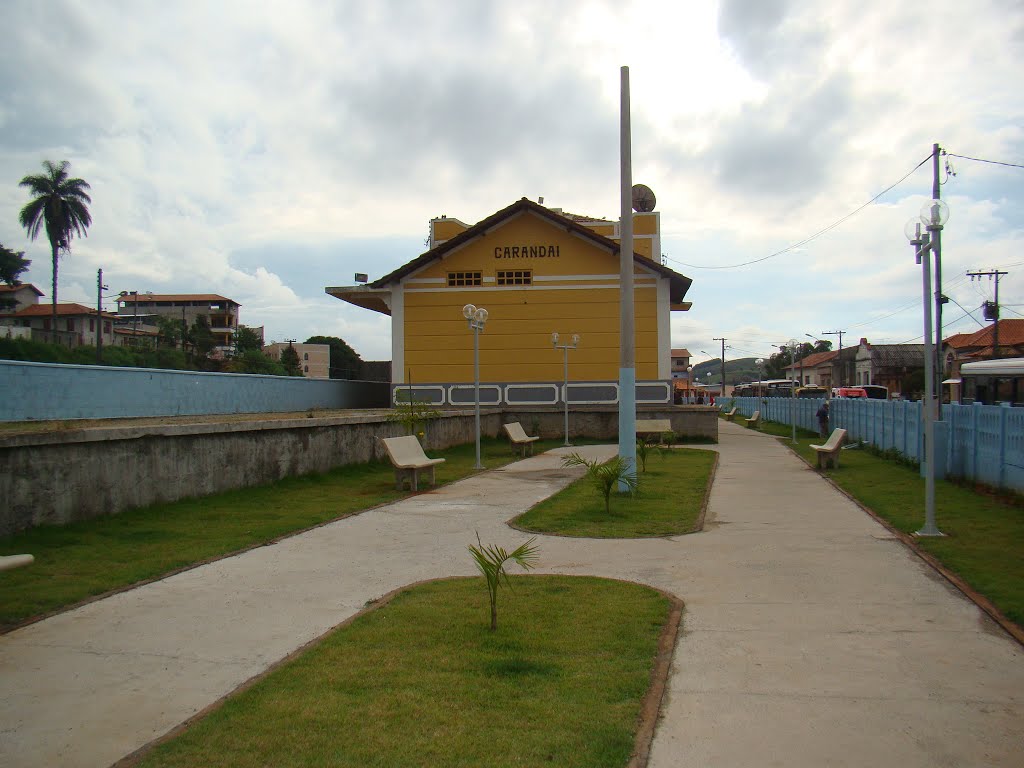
(691, 356), (762, 385)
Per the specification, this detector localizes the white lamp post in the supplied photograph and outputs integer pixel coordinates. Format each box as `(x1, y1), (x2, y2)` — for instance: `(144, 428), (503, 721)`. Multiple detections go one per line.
(788, 339), (799, 443)
(755, 358), (763, 397)
(463, 303), (489, 469)
(552, 332), (580, 446)
(905, 199), (949, 537)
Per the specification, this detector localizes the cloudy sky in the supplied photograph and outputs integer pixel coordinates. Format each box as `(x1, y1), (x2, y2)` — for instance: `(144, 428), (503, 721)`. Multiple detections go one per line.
(1, 0), (1021, 366)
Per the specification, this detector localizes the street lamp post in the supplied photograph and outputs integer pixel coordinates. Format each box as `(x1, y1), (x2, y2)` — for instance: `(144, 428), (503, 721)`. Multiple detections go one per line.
(463, 303), (489, 469)
(905, 199), (949, 537)
(552, 332), (580, 446)
(787, 339), (798, 443)
(755, 358), (763, 397)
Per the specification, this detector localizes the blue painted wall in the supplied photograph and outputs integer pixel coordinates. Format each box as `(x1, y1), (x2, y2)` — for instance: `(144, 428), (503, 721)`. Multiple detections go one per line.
(726, 395), (1024, 492)
(0, 360), (389, 421)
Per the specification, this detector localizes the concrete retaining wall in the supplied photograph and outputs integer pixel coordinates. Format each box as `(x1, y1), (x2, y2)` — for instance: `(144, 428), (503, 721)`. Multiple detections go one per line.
(0, 360), (390, 421)
(0, 406), (717, 537)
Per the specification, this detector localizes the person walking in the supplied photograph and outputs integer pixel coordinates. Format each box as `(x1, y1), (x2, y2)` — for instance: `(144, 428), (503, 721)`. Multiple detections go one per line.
(816, 400), (830, 438)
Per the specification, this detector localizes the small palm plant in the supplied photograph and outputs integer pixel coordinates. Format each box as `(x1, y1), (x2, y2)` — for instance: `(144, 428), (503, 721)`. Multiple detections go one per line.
(468, 534), (539, 631)
(562, 452), (638, 514)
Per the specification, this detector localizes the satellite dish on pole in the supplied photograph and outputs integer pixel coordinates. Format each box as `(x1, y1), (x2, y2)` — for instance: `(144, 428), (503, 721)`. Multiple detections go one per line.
(631, 184), (656, 213)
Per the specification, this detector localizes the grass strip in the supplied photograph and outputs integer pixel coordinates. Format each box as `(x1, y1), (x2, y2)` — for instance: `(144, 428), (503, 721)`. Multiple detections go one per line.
(133, 576), (673, 768)
(0, 437), (564, 629)
(761, 420), (1024, 628)
(513, 448), (716, 538)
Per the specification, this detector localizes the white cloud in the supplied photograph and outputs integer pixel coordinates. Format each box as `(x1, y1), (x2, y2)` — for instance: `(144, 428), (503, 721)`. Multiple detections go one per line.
(1, 0), (1021, 368)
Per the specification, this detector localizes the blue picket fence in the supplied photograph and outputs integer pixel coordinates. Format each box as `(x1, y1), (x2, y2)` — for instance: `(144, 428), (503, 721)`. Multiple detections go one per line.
(729, 396), (1024, 492)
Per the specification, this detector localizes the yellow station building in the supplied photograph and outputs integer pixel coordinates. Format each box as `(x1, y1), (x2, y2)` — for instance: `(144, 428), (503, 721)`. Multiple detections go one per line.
(327, 198), (693, 407)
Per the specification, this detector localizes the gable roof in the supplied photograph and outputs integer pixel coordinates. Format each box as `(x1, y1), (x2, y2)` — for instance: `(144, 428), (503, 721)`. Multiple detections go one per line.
(961, 320), (1024, 348)
(0, 284), (44, 297)
(3, 303), (116, 318)
(371, 197), (692, 303)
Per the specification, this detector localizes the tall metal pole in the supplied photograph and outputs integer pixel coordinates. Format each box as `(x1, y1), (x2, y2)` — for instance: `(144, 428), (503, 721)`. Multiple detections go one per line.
(96, 269), (104, 363)
(788, 339), (798, 443)
(563, 344), (570, 446)
(932, 143), (944, 396)
(714, 337), (727, 399)
(823, 330), (845, 386)
(473, 322), (482, 469)
(618, 65), (636, 490)
(912, 223), (941, 536)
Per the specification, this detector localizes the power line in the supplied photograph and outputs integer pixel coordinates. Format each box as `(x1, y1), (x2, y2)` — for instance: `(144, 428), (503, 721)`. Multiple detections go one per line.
(945, 152), (1024, 170)
(671, 154), (932, 270)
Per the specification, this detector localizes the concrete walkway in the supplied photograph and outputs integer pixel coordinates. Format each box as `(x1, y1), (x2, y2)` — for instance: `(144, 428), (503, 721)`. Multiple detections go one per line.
(1, 421), (1022, 767)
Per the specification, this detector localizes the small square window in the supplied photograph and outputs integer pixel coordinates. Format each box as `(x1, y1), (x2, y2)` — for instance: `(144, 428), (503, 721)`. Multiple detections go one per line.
(496, 270), (532, 286)
(447, 271), (482, 287)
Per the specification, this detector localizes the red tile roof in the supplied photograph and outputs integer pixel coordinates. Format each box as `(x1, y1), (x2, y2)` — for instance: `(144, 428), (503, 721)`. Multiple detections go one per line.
(0, 284), (44, 296)
(5, 303), (116, 318)
(115, 293), (238, 304)
(671, 348), (692, 357)
(795, 350), (838, 368)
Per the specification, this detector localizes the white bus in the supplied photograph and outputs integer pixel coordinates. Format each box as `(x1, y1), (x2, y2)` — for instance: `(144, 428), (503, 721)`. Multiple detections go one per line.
(959, 357), (1024, 406)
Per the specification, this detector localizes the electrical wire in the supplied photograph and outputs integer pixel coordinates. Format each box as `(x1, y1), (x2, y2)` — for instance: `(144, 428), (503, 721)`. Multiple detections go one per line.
(671, 154), (932, 270)
(944, 297), (985, 327)
(945, 153), (1024, 170)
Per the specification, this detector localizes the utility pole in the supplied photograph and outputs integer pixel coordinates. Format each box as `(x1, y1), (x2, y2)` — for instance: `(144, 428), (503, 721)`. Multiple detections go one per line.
(823, 330), (845, 386)
(96, 269), (107, 364)
(967, 269), (1009, 359)
(617, 65), (636, 489)
(713, 337), (727, 397)
(931, 143), (946, 389)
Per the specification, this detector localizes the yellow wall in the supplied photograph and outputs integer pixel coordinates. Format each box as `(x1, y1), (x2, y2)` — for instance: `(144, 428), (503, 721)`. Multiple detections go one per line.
(430, 217), (469, 244)
(402, 211), (661, 384)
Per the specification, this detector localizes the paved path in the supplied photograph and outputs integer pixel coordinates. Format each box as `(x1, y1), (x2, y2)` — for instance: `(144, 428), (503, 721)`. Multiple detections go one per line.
(1, 421), (1021, 767)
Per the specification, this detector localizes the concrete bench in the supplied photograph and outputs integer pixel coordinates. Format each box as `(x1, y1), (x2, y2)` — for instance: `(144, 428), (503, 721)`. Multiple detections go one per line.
(810, 428), (847, 470)
(379, 435), (446, 491)
(0, 554), (34, 572)
(502, 421), (539, 457)
(723, 407), (738, 420)
(636, 419), (673, 442)
(744, 410), (761, 429)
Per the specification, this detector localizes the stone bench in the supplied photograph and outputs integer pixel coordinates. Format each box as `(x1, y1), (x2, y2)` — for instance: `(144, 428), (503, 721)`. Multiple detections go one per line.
(379, 435), (446, 491)
(502, 421), (539, 457)
(744, 410), (761, 429)
(722, 407), (738, 420)
(636, 419), (673, 443)
(0, 554), (34, 572)
(810, 428), (848, 470)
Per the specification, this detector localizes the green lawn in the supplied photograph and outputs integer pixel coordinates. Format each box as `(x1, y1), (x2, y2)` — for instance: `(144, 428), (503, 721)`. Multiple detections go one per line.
(513, 448), (716, 538)
(762, 420), (1024, 628)
(136, 576), (674, 768)
(0, 437), (565, 629)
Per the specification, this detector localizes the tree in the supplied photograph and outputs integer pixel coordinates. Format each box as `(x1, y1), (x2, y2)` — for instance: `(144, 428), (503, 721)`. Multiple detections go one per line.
(305, 335), (362, 379)
(155, 315), (186, 349)
(189, 315), (216, 360)
(467, 533), (539, 631)
(0, 244), (31, 311)
(279, 342), (302, 376)
(234, 326), (263, 355)
(18, 160), (92, 342)
(561, 453), (638, 514)
(0, 243), (31, 286)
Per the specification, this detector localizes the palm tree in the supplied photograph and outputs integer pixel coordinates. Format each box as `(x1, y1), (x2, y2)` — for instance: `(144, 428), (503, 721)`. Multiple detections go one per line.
(18, 160), (92, 343)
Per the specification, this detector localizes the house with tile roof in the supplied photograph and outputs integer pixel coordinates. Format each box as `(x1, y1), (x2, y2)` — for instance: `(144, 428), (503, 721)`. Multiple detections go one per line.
(0, 302), (116, 347)
(942, 320), (1024, 400)
(854, 338), (925, 396)
(115, 293), (241, 356)
(783, 349), (838, 388)
(327, 198), (693, 406)
(0, 283), (44, 313)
